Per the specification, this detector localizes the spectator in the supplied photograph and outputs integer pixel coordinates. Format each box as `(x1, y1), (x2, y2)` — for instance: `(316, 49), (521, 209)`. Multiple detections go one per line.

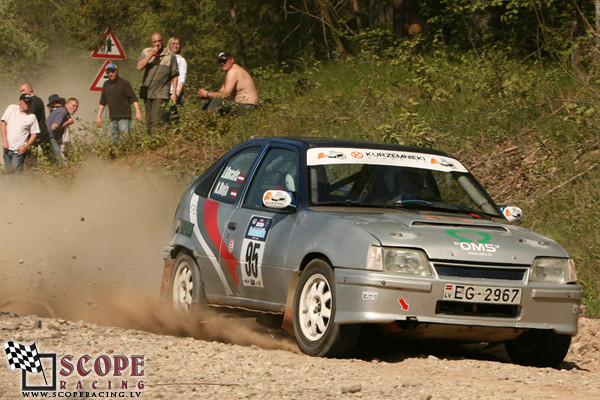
(47, 94), (65, 112)
(96, 62), (142, 143)
(136, 31), (179, 132)
(46, 97), (78, 165)
(60, 98), (79, 158)
(1, 94), (40, 174)
(19, 82), (54, 166)
(198, 51), (258, 115)
(164, 37), (187, 123)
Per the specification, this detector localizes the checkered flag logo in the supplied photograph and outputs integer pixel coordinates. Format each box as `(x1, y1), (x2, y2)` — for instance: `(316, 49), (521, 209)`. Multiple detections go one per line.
(3, 341), (44, 374)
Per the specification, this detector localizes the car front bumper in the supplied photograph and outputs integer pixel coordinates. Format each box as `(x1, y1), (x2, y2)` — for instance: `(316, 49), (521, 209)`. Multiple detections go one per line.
(334, 268), (582, 337)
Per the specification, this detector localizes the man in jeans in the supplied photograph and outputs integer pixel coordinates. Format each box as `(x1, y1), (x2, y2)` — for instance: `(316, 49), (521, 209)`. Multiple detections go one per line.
(136, 31), (178, 132)
(96, 62), (142, 143)
(1, 94), (40, 173)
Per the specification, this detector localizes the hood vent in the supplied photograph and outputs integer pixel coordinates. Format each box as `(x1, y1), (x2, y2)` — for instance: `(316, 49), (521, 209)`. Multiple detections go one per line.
(411, 221), (509, 232)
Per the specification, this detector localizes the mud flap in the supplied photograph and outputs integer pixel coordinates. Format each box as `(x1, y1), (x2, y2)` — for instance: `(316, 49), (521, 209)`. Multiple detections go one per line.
(159, 258), (176, 298)
(281, 270), (300, 335)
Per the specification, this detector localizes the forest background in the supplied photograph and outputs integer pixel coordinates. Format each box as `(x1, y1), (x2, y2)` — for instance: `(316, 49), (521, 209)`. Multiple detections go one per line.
(1, 0), (600, 317)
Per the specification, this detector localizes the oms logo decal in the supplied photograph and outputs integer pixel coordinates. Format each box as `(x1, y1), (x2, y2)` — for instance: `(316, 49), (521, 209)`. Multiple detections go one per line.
(446, 229), (500, 256)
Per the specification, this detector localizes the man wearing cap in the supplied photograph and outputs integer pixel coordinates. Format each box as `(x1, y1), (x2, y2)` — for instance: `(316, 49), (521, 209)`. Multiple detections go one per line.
(1, 94), (40, 173)
(19, 82), (54, 165)
(198, 51), (258, 115)
(136, 32), (179, 131)
(96, 62), (142, 143)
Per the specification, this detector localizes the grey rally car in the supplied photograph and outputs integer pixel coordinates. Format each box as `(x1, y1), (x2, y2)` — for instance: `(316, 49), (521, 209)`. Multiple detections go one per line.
(161, 137), (581, 367)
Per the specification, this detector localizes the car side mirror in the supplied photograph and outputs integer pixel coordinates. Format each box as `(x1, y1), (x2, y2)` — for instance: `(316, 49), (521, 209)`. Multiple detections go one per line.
(262, 190), (296, 212)
(500, 206), (523, 224)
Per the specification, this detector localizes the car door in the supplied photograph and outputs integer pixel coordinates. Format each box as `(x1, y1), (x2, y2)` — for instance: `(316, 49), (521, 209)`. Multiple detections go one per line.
(196, 145), (263, 299)
(222, 146), (300, 307)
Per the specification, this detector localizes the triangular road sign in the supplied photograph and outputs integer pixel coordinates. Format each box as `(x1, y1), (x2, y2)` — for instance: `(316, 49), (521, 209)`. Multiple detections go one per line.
(91, 28), (126, 59)
(89, 60), (114, 91)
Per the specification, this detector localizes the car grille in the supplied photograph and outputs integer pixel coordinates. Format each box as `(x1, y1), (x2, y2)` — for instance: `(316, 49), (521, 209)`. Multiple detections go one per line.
(435, 301), (520, 318)
(434, 263), (527, 281)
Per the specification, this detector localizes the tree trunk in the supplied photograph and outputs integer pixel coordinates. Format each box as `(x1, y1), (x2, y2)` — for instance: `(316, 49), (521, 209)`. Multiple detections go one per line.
(369, 0), (392, 28)
(594, 0), (600, 50)
(229, 0), (247, 67)
(570, 0), (585, 72)
(351, 0), (363, 34)
(316, 0), (348, 56)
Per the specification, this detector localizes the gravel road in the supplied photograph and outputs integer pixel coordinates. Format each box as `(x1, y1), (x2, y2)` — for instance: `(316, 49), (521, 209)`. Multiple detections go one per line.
(1, 309), (599, 400)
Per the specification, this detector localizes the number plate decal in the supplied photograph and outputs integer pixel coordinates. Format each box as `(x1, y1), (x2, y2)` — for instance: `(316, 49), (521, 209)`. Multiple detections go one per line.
(240, 216), (273, 287)
(443, 283), (522, 305)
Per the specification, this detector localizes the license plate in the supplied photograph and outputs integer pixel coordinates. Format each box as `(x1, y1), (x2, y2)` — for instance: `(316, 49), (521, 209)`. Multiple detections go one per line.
(443, 283), (522, 305)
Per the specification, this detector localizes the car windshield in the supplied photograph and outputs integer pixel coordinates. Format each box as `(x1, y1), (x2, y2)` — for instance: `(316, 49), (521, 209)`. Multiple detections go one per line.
(307, 147), (502, 218)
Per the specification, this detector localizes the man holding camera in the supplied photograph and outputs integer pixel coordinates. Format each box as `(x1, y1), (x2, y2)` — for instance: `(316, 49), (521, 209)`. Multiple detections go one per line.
(136, 31), (179, 132)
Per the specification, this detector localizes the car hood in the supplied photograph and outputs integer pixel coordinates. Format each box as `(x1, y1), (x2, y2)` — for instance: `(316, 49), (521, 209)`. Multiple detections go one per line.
(329, 210), (568, 264)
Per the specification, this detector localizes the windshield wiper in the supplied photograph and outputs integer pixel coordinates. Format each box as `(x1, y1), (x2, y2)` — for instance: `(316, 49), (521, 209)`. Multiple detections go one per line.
(313, 200), (373, 207)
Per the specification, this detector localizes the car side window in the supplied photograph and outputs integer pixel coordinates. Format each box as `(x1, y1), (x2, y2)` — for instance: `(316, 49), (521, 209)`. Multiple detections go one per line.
(209, 147), (262, 204)
(244, 148), (298, 210)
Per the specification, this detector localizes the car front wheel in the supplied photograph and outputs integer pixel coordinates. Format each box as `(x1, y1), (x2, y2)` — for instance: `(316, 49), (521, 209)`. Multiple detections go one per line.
(293, 259), (360, 357)
(169, 253), (206, 311)
(504, 329), (572, 368)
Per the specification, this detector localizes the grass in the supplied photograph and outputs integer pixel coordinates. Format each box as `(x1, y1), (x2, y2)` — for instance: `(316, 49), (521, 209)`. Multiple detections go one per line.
(44, 44), (600, 317)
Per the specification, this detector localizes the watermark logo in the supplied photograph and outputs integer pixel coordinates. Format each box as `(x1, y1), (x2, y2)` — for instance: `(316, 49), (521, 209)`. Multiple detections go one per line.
(4, 341), (56, 391)
(4, 340), (144, 397)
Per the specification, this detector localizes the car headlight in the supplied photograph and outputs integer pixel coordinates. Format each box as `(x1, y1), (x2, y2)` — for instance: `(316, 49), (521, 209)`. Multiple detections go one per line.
(366, 246), (432, 276)
(530, 257), (577, 284)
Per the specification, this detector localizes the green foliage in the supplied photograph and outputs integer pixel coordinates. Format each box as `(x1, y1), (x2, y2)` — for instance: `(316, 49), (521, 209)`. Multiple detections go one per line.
(0, 0), (47, 85)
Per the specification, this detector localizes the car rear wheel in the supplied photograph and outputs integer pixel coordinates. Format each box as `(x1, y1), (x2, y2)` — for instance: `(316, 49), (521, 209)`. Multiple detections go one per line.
(293, 259), (361, 357)
(169, 253), (206, 311)
(504, 329), (571, 368)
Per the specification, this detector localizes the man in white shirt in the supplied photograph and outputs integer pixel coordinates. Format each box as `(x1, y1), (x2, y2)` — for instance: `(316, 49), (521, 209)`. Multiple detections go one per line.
(1, 94), (40, 173)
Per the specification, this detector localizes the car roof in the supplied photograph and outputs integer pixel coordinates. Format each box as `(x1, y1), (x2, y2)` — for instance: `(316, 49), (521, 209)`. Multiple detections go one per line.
(245, 137), (456, 159)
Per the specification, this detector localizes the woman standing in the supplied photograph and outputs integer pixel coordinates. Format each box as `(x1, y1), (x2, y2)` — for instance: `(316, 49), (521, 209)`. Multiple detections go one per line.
(164, 37), (187, 123)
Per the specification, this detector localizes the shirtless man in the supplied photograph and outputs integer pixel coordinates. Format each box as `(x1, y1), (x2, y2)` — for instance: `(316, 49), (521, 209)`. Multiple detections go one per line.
(198, 51), (258, 114)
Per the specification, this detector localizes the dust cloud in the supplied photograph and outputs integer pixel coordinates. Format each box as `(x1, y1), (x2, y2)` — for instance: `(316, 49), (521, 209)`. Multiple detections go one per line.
(0, 161), (298, 352)
(0, 161), (176, 317)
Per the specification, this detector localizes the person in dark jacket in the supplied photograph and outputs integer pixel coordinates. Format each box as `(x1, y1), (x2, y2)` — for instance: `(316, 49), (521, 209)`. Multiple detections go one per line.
(96, 63), (142, 143)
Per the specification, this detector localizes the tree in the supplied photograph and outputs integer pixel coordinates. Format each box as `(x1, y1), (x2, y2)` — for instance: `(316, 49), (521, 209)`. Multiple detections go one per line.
(0, 0), (47, 85)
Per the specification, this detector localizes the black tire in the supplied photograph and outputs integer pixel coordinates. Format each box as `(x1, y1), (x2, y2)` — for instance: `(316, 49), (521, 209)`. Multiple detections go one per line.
(292, 259), (361, 357)
(504, 329), (572, 368)
(169, 253), (207, 311)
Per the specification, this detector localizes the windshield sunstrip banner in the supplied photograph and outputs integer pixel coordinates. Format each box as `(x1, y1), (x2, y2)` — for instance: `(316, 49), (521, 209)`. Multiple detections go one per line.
(307, 148), (468, 173)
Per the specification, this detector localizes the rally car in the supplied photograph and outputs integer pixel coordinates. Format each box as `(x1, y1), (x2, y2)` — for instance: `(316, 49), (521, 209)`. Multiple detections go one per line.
(161, 137), (581, 367)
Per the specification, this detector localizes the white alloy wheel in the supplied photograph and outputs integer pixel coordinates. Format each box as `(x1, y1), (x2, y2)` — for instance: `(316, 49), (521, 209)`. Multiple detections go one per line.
(292, 259), (361, 357)
(169, 253), (206, 311)
(298, 273), (332, 341)
(172, 260), (194, 310)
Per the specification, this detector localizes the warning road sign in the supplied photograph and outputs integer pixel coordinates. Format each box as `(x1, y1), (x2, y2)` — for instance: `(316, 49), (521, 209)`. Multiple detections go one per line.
(91, 28), (126, 60)
(89, 60), (114, 91)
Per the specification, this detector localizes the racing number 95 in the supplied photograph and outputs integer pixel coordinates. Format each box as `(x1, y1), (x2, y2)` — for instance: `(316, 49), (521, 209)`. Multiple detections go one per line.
(245, 242), (260, 278)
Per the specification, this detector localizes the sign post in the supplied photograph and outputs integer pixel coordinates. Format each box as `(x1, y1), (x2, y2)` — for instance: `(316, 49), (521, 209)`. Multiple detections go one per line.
(91, 28), (127, 60)
(90, 28), (126, 92)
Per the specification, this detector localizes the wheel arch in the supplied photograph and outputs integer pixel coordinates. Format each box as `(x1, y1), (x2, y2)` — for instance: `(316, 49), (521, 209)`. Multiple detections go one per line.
(281, 252), (333, 335)
(160, 245), (200, 299)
